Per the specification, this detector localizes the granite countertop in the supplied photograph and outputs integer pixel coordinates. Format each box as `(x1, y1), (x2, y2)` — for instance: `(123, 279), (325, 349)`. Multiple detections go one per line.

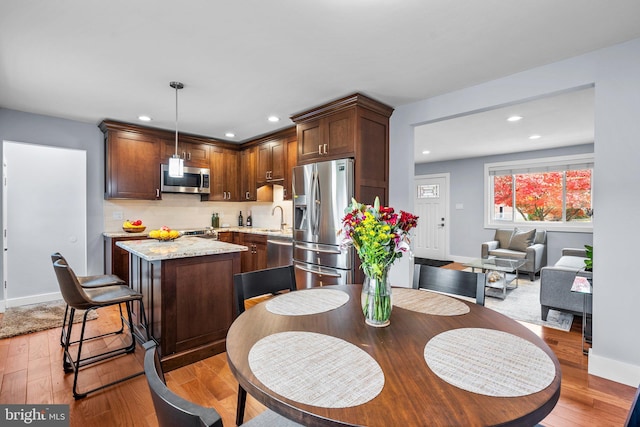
(115, 236), (248, 261)
(104, 226), (293, 239)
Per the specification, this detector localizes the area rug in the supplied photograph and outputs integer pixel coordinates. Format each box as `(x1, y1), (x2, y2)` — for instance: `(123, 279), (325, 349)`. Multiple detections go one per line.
(0, 300), (98, 339)
(415, 258), (454, 267)
(462, 269), (574, 331)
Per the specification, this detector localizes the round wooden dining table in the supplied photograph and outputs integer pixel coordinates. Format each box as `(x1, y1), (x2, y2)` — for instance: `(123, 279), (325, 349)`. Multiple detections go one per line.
(226, 285), (561, 427)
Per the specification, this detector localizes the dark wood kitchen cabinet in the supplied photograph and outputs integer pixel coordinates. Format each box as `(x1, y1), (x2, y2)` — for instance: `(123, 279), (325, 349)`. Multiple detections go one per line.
(160, 138), (210, 168)
(291, 93), (394, 207)
(295, 109), (355, 163)
(208, 146), (239, 201)
(128, 250), (242, 371)
(240, 146), (257, 201)
(256, 138), (285, 186)
(240, 233), (267, 272)
(104, 235), (149, 285)
(283, 134), (297, 200)
(101, 122), (162, 200)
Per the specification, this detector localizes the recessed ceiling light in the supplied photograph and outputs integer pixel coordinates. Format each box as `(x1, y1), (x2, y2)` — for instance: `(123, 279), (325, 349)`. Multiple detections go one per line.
(422, 150), (431, 155)
(268, 116), (280, 122)
(225, 132), (235, 138)
(507, 115), (523, 122)
(138, 115), (152, 122)
(529, 134), (542, 140)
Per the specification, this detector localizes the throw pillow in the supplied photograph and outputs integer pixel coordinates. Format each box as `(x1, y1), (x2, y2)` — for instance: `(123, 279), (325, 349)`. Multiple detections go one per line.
(509, 229), (536, 252)
(494, 229), (515, 248)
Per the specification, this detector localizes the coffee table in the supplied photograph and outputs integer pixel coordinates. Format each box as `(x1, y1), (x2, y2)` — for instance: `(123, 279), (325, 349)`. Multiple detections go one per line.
(464, 257), (527, 299)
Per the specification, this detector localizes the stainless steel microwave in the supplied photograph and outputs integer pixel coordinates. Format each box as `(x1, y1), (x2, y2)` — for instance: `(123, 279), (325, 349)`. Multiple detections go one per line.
(160, 164), (210, 194)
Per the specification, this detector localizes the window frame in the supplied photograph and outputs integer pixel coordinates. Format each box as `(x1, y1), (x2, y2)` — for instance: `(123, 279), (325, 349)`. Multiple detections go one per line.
(484, 153), (594, 233)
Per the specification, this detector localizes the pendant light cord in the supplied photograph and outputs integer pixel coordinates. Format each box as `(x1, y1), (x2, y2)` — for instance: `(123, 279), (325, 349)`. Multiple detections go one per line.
(169, 81), (184, 157)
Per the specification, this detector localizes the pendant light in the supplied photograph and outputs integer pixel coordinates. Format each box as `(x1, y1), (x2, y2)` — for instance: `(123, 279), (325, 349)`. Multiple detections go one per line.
(168, 81), (184, 178)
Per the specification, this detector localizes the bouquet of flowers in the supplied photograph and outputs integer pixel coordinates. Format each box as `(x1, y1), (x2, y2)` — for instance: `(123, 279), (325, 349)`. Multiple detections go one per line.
(340, 197), (418, 272)
(340, 197), (418, 326)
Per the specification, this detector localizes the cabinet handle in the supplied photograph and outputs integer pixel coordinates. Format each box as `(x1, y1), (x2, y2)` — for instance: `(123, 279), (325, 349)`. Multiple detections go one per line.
(283, 188), (287, 198)
(187, 152), (191, 161)
(246, 191), (250, 200)
(323, 144), (328, 154)
(182, 151), (186, 159)
(318, 145), (322, 155)
(156, 188), (160, 198)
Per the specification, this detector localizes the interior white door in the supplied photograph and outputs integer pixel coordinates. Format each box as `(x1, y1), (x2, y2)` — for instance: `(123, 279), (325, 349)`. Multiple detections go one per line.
(413, 174), (448, 260)
(2, 141), (86, 308)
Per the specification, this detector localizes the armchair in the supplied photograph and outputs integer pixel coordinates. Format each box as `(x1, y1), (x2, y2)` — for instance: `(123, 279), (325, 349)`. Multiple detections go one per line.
(539, 247), (592, 321)
(481, 228), (547, 280)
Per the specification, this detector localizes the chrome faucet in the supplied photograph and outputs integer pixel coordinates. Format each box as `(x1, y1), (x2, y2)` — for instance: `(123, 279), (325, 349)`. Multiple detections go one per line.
(272, 205), (286, 230)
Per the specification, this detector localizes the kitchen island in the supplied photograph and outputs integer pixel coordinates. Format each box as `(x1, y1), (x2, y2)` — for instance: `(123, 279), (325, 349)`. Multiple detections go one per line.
(116, 236), (247, 371)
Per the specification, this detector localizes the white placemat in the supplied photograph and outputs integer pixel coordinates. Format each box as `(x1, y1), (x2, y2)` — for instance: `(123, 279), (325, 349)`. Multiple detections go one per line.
(393, 288), (470, 316)
(249, 331), (384, 408)
(424, 328), (556, 397)
(265, 288), (349, 316)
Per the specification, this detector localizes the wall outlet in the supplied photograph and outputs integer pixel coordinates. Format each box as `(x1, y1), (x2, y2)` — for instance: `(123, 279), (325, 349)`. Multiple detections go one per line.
(113, 211), (123, 220)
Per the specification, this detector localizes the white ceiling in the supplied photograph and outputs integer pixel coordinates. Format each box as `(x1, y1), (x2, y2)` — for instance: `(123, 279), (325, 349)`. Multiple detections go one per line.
(1, 1), (640, 152)
(414, 87), (595, 163)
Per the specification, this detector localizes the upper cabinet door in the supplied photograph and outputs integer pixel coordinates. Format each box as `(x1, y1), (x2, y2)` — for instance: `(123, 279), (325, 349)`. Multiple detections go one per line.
(256, 139), (285, 186)
(296, 109), (356, 164)
(240, 146), (257, 201)
(297, 119), (322, 164)
(105, 131), (161, 200)
(284, 135), (297, 200)
(160, 139), (210, 168)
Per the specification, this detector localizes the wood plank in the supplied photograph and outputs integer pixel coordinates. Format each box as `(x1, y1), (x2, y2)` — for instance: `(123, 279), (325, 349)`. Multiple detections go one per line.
(0, 297), (635, 427)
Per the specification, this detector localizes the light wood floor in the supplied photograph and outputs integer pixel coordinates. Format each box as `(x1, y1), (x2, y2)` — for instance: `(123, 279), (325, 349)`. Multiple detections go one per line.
(0, 282), (636, 427)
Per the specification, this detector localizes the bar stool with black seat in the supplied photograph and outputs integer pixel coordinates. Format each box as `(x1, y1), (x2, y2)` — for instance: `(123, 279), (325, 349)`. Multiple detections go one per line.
(51, 252), (127, 347)
(143, 341), (302, 427)
(52, 258), (150, 399)
(233, 265), (297, 425)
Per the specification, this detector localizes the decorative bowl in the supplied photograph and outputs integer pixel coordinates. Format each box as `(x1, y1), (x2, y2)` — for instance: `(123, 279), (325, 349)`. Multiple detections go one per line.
(148, 229), (182, 241)
(123, 226), (146, 233)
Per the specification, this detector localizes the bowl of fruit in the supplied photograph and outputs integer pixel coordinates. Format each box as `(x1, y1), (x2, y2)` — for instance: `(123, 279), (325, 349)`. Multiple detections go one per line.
(148, 226), (181, 241)
(122, 219), (146, 233)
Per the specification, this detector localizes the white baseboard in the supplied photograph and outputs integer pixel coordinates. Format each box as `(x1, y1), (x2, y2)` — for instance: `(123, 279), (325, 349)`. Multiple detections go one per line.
(4, 292), (63, 309)
(589, 350), (640, 387)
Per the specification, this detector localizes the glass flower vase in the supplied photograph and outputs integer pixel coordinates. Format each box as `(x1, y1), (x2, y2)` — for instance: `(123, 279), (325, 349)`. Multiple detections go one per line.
(361, 265), (392, 327)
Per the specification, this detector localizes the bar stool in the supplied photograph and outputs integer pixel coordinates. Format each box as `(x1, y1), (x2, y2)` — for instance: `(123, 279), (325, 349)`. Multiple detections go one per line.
(51, 253), (126, 347)
(52, 258), (150, 399)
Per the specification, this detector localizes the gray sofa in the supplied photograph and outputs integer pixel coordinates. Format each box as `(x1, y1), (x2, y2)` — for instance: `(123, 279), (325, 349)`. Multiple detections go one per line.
(539, 248), (592, 320)
(481, 228), (547, 280)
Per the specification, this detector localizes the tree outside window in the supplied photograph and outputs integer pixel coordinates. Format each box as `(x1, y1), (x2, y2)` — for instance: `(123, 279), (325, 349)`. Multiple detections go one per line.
(492, 169), (592, 223)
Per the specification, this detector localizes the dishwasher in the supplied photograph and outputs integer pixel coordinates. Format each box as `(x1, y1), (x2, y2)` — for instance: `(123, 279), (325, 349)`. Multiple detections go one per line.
(267, 236), (293, 268)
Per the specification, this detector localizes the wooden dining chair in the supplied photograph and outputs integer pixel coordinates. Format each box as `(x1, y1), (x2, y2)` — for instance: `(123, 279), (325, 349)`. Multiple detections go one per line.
(51, 252), (126, 346)
(143, 341), (302, 427)
(52, 258), (150, 399)
(233, 265), (297, 425)
(413, 264), (486, 305)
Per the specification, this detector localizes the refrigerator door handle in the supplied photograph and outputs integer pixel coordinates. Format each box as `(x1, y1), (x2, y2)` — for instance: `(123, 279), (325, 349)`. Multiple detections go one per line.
(294, 263), (342, 278)
(311, 168), (320, 236)
(295, 243), (342, 255)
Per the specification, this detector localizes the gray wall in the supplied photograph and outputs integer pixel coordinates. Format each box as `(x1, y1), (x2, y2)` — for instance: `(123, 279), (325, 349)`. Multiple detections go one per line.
(389, 37), (640, 386)
(415, 143), (594, 265)
(0, 108), (105, 280)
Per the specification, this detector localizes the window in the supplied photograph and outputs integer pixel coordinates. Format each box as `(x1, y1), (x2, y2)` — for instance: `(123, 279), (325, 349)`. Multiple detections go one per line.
(485, 154), (593, 231)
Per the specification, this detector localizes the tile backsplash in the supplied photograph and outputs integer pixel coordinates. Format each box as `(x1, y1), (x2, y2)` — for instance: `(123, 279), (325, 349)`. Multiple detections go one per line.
(104, 187), (293, 232)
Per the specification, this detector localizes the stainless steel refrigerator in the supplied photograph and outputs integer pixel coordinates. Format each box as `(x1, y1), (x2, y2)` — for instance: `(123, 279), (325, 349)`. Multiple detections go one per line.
(292, 158), (354, 287)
